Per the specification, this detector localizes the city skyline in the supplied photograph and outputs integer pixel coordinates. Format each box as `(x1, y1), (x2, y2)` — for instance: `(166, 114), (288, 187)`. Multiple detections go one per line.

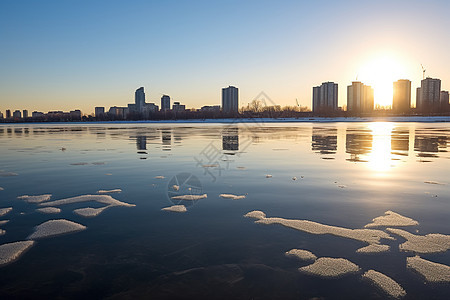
(1, 0), (449, 114)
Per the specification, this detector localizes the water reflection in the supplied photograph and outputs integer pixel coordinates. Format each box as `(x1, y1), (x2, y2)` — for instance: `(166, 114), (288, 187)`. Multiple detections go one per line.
(346, 129), (372, 162)
(136, 136), (147, 151)
(311, 127), (337, 155)
(161, 129), (171, 151)
(391, 128), (409, 156)
(367, 123), (395, 172)
(222, 127), (239, 151)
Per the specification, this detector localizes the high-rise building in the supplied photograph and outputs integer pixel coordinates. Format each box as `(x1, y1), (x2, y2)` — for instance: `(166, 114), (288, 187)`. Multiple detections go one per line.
(6, 110), (11, 119)
(0, 111), (3, 119)
(22, 110), (28, 119)
(222, 86), (239, 114)
(135, 87), (145, 112)
(393, 79), (411, 113)
(95, 107), (105, 117)
(13, 110), (22, 119)
(161, 95), (170, 111)
(32, 111), (44, 118)
(172, 102), (186, 112)
(417, 77), (441, 113)
(312, 82), (338, 113)
(441, 91), (449, 112)
(347, 81), (374, 113)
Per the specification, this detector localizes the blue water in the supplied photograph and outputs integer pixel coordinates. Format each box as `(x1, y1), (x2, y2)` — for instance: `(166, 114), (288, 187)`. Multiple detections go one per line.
(0, 122), (449, 299)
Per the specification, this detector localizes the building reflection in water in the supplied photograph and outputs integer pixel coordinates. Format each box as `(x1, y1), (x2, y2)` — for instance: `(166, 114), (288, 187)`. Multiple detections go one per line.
(414, 130), (448, 158)
(136, 135), (147, 151)
(161, 129), (172, 151)
(311, 127), (337, 155)
(222, 127), (239, 151)
(346, 128), (373, 162)
(391, 128), (409, 156)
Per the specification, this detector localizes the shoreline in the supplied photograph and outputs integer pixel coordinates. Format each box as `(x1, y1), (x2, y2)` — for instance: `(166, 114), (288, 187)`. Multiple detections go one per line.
(2, 116), (450, 125)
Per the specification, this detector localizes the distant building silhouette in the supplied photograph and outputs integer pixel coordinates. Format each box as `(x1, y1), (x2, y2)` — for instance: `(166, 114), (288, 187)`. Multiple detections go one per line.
(0, 111), (3, 119)
(95, 107), (105, 117)
(22, 110), (28, 119)
(222, 86), (239, 114)
(161, 95), (170, 111)
(128, 87), (159, 118)
(312, 82), (338, 113)
(347, 81), (374, 113)
(32, 111), (44, 118)
(393, 80), (411, 114)
(13, 110), (21, 119)
(5, 110), (11, 119)
(440, 91), (449, 112)
(172, 101), (186, 112)
(416, 77), (441, 113)
(201, 105), (221, 112)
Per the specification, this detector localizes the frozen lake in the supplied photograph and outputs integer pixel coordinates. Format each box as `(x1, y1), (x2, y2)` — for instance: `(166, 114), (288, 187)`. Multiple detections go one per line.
(0, 122), (449, 299)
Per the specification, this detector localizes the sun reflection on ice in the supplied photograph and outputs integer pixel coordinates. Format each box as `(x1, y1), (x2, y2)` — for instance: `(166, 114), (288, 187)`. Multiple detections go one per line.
(367, 122), (397, 174)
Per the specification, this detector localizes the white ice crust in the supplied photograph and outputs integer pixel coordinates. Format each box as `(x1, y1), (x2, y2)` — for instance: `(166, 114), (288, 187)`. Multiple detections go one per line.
(299, 257), (360, 278)
(0, 241), (35, 266)
(162, 205), (187, 213)
(363, 270), (406, 298)
(364, 211), (418, 228)
(27, 219), (87, 239)
(406, 256), (450, 282)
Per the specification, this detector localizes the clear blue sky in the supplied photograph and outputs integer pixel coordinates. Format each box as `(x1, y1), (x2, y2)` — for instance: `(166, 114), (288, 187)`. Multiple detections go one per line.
(1, 0), (449, 114)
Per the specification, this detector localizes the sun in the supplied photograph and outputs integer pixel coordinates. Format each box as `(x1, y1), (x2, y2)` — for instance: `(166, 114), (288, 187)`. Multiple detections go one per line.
(358, 54), (409, 108)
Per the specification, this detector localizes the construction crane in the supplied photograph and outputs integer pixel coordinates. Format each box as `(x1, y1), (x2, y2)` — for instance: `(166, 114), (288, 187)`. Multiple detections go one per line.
(296, 98), (299, 107)
(421, 64), (426, 79)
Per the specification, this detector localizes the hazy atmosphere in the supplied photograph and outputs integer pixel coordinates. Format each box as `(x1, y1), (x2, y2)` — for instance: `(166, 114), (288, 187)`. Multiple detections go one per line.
(1, 0), (450, 114)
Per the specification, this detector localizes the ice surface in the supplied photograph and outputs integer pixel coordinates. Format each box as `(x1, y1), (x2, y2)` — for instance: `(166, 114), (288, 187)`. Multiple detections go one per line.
(27, 219), (87, 239)
(0, 241), (35, 267)
(387, 228), (450, 254)
(292, 177), (297, 181)
(172, 185), (180, 191)
(39, 194), (135, 208)
(73, 206), (109, 217)
(285, 249), (317, 261)
(219, 194), (246, 200)
(36, 207), (61, 214)
(299, 257), (360, 278)
(244, 211), (266, 220)
(364, 211), (418, 228)
(97, 189), (122, 194)
(0, 171), (18, 177)
(356, 244), (390, 254)
(0, 220), (9, 225)
(70, 162), (88, 166)
(154, 176), (165, 179)
(424, 181), (444, 185)
(0, 187), (3, 191)
(407, 256), (450, 282)
(202, 164), (218, 168)
(245, 211), (393, 244)
(265, 174), (272, 178)
(162, 205), (187, 213)
(171, 194), (207, 201)
(18, 194), (52, 203)
(0, 207), (12, 217)
(362, 270), (406, 298)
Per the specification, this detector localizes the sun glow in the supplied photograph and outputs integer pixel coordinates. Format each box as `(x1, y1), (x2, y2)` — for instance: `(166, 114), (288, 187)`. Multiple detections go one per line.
(358, 55), (409, 107)
(367, 122), (397, 173)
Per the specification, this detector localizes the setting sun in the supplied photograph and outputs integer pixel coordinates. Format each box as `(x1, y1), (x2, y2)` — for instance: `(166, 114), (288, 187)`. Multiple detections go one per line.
(358, 55), (409, 108)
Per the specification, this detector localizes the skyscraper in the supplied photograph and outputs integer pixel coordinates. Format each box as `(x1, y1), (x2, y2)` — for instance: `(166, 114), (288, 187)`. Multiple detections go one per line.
(22, 110), (28, 119)
(95, 107), (105, 117)
(161, 95), (170, 111)
(417, 77), (441, 113)
(13, 110), (22, 119)
(347, 81), (374, 113)
(222, 86), (239, 114)
(6, 110), (11, 119)
(135, 87), (146, 112)
(393, 79), (411, 113)
(312, 82), (338, 113)
(441, 91), (449, 112)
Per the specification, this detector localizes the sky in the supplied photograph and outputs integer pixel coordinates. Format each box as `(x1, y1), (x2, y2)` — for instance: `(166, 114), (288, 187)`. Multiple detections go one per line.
(1, 0), (449, 115)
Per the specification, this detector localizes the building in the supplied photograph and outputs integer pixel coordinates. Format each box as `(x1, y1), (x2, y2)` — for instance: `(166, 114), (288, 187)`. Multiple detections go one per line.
(135, 87), (145, 112)
(172, 102), (186, 112)
(0, 111), (3, 119)
(416, 77), (441, 113)
(222, 86), (239, 114)
(200, 105), (221, 113)
(32, 111), (45, 118)
(441, 91), (449, 112)
(22, 110), (28, 119)
(161, 95), (170, 111)
(70, 110), (82, 120)
(128, 87), (159, 118)
(6, 110), (11, 119)
(95, 107), (105, 117)
(347, 81), (374, 113)
(108, 106), (129, 119)
(393, 79), (411, 113)
(312, 82), (338, 113)
(13, 110), (22, 119)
